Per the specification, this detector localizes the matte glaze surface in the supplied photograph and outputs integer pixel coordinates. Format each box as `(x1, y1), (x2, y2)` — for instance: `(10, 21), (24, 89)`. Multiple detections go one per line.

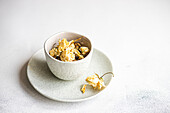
(44, 32), (93, 80)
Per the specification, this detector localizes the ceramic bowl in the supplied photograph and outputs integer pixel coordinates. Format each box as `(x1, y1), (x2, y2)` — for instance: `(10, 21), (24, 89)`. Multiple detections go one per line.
(44, 32), (93, 80)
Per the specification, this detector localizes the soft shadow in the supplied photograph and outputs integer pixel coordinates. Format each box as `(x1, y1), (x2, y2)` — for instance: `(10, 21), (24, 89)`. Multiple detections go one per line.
(19, 61), (53, 101)
(19, 60), (93, 108)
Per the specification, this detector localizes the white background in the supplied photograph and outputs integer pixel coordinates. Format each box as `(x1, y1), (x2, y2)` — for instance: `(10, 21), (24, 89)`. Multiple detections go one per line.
(0, 0), (170, 113)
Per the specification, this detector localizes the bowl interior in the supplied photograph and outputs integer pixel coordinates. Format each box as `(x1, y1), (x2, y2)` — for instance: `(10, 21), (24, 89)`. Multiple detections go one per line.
(45, 32), (92, 60)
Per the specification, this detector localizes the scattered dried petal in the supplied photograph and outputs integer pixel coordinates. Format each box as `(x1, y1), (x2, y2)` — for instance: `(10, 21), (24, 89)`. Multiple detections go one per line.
(81, 84), (87, 93)
(81, 72), (114, 93)
(86, 74), (104, 89)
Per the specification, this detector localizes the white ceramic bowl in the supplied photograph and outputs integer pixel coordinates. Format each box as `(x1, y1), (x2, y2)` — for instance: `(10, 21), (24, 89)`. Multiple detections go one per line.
(44, 32), (93, 80)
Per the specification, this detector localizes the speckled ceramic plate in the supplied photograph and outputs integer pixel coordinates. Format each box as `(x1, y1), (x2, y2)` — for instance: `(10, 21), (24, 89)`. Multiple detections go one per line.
(27, 48), (113, 102)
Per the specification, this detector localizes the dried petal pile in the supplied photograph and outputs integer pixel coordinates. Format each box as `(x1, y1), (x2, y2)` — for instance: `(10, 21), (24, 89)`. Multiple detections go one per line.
(49, 38), (89, 62)
(81, 72), (114, 94)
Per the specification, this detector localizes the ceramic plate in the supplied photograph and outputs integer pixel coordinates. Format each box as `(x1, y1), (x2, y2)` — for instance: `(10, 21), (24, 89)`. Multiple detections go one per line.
(27, 48), (113, 102)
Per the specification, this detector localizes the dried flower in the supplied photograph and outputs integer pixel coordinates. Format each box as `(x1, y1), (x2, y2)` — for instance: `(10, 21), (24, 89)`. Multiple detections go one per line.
(81, 72), (114, 93)
(49, 37), (89, 62)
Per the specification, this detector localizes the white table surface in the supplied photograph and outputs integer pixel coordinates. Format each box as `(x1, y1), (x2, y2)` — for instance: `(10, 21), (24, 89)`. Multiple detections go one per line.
(0, 0), (170, 113)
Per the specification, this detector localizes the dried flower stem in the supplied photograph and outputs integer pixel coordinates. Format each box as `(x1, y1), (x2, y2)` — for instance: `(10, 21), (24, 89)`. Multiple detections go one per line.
(74, 37), (82, 42)
(100, 72), (114, 79)
(69, 37), (82, 45)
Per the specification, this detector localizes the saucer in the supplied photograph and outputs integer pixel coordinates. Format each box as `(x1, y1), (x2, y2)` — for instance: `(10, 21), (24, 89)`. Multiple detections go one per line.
(27, 48), (113, 102)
